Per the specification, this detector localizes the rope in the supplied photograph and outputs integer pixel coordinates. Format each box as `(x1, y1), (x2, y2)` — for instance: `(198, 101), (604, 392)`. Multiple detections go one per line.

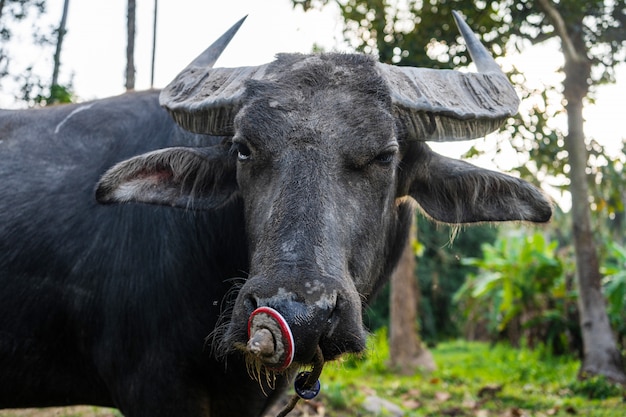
(276, 346), (325, 417)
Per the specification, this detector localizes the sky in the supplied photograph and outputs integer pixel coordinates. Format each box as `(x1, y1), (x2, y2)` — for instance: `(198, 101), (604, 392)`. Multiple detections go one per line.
(26, 0), (346, 100)
(3, 0), (625, 168)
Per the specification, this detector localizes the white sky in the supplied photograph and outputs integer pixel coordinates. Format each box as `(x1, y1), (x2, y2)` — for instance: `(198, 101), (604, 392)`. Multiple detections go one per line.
(47, 0), (345, 99)
(3, 0), (625, 167)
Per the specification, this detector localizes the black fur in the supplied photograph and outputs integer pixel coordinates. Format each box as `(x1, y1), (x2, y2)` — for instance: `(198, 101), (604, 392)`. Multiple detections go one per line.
(0, 91), (280, 416)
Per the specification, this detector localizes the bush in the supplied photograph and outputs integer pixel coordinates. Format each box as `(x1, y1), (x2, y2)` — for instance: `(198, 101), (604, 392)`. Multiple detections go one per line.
(455, 229), (580, 353)
(601, 242), (626, 351)
(569, 375), (625, 399)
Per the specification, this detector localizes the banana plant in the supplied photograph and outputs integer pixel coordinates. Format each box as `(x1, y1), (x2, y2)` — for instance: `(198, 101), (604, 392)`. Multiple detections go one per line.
(455, 230), (567, 347)
(601, 242), (626, 341)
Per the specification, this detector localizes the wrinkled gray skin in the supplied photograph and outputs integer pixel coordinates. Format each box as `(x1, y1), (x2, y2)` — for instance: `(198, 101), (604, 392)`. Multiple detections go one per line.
(227, 54), (409, 362)
(96, 13), (552, 414)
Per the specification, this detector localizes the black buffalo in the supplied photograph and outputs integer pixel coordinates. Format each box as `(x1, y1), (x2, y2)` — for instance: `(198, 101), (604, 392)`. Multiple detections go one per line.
(0, 13), (551, 417)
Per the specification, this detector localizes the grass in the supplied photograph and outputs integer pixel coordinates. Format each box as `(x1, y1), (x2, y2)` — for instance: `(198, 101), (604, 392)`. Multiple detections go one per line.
(310, 330), (626, 416)
(1, 332), (624, 416)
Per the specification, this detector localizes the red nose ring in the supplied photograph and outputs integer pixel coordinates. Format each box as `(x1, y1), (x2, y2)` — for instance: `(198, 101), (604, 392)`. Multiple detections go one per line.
(247, 307), (295, 371)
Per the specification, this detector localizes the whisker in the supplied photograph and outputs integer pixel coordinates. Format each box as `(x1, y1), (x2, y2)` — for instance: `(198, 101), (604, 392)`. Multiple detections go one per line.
(205, 276), (247, 359)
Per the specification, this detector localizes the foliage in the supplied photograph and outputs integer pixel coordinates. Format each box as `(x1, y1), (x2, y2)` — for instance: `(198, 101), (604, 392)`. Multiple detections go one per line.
(365, 215), (498, 343)
(601, 241), (626, 349)
(294, 0), (626, 84)
(0, 0), (47, 74)
(1, 0), (74, 107)
(12, 66), (73, 106)
(36, 83), (73, 106)
(455, 229), (580, 353)
(46, 83), (73, 104)
(0, 0), (49, 103)
(569, 374), (626, 400)
(415, 217), (498, 343)
(587, 140), (626, 247)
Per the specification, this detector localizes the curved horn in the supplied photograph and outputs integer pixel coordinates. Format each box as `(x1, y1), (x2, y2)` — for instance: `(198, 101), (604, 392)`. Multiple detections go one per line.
(379, 10), (519, 142)
(159, 16), (266, 135)
(186, 15), (247, 71)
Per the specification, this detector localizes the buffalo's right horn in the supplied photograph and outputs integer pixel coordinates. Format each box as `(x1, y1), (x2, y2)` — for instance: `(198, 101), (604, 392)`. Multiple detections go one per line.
(377, 10), (519, 142)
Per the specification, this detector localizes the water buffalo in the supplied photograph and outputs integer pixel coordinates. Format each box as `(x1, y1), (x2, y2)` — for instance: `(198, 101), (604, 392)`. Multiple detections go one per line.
(0, 12), (551, 417)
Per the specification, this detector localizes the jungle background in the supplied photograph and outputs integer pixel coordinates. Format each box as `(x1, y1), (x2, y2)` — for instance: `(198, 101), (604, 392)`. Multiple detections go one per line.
(1, 0), (625, 416)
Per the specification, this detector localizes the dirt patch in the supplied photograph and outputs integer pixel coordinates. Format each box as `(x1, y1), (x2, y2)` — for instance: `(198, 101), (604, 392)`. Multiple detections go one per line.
(0, 407), (120, 417)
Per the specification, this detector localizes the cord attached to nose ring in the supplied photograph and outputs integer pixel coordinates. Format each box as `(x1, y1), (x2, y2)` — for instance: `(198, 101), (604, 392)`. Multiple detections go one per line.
(276, 345), (324, 417)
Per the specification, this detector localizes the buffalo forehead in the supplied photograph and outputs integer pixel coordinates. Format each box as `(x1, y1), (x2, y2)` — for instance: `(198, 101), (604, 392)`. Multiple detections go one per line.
(236, 63), (396, 159)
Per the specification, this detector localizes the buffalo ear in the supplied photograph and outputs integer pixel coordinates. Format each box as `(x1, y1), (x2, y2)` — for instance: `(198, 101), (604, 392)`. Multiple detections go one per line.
(95, 146), (237, 210)
(409, 152), (552, 224)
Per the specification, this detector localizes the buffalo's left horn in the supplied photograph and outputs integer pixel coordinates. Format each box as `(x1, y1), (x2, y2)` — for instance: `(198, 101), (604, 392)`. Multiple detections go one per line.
(377, 10), (519, 142)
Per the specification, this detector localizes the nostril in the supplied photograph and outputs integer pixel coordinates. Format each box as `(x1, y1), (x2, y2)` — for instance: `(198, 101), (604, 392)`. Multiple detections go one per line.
(324, 295), (345, 332)
(244, 295), (258, 316)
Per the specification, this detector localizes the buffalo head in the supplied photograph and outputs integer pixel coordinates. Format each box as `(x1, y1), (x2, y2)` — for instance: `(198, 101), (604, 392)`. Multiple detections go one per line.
(96, 12), (551, 375)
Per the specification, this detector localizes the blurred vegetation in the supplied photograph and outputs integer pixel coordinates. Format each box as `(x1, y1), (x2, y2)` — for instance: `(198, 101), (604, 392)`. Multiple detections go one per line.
(0, 0), (74, 106)
(601, 242), (626, 350)
(368, 214), (626, 356)
(365, 217), (498, 344)
(0, 0), (46, 81)
(455, 229), (580, 354)
(295, 331), (626, 416)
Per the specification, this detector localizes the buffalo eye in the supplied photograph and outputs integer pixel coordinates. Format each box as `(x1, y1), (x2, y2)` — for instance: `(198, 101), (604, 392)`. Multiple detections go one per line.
(373, 145), (398, 166)
(232, 141), (252, 161)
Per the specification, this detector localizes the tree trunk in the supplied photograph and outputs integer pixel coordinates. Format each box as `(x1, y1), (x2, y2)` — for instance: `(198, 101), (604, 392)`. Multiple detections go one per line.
(51, 0), (70, 88)
(564, 59), (626, 384)
(535, 0), (626, 385)
(389, 215), (436, 374)
(125, 0), (136, 91)
(0, 0), (6, 77)
(150, 0), (158, 88)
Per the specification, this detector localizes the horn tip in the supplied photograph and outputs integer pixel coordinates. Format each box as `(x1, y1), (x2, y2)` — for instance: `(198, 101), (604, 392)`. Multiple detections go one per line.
(451, 9), (502, 74)
(186, 15), (248, 70)
(451, 10), (472, 41)
(232, 15), (248, 31)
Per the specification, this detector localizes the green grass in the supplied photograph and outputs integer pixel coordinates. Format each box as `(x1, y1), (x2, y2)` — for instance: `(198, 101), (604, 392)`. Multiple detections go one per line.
(313, 330), (625, 416)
